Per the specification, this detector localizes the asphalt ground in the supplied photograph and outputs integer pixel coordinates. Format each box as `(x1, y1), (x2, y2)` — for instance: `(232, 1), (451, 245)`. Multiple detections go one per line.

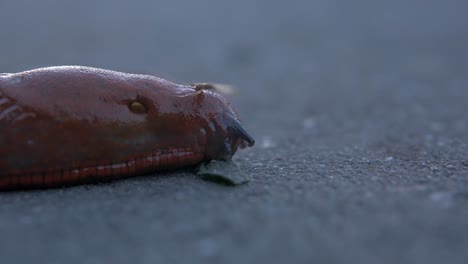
(1, 1), (468, 263)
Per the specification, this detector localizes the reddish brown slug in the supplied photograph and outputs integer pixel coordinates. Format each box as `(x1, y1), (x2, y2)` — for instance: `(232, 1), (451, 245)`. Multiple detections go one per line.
(0, 66), (254, 190)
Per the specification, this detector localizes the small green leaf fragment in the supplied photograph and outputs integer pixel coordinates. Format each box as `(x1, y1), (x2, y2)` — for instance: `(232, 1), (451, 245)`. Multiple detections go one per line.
(195, 160), (251, 186)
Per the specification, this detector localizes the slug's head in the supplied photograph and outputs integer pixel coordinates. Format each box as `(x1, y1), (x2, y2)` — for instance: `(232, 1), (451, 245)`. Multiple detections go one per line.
(193, 83), (255, 160)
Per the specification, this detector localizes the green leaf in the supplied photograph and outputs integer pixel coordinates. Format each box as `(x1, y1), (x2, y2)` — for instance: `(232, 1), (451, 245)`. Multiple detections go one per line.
(195, 160), (251, 186)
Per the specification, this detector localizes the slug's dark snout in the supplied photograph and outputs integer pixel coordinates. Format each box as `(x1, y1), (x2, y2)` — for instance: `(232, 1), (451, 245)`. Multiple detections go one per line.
(232, 119), (255, 147)
(228, 117), (255, 149)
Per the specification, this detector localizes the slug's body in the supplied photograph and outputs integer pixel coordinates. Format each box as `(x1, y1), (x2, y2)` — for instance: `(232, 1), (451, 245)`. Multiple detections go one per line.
(0, 66), (254, 190)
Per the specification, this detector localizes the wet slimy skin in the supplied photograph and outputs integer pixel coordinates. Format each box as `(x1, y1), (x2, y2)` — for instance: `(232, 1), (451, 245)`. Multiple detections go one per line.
(0, 66), (254, 190)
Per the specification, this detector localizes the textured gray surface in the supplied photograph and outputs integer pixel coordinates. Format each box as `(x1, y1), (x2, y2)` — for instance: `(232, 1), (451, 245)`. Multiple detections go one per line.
(1, 0), (468, 263)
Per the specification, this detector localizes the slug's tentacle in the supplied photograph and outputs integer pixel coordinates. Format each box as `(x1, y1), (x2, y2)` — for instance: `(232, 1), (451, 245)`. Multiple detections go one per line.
(193, 83), (236, 95)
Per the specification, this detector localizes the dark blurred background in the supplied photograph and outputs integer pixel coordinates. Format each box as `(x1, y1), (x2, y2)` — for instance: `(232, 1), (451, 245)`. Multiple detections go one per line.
(1, 0), (468, 263)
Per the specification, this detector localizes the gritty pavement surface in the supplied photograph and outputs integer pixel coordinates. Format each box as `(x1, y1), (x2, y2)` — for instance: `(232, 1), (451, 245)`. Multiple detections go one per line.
(1, 1), (468, 263)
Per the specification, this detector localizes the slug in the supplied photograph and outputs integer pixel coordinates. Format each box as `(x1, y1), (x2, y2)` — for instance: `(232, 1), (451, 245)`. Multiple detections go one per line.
(0, 66), (254, 190)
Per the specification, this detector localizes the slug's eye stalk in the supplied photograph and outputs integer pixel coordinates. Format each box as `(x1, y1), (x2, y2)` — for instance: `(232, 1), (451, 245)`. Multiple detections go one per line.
(193, 83), (236, 95)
